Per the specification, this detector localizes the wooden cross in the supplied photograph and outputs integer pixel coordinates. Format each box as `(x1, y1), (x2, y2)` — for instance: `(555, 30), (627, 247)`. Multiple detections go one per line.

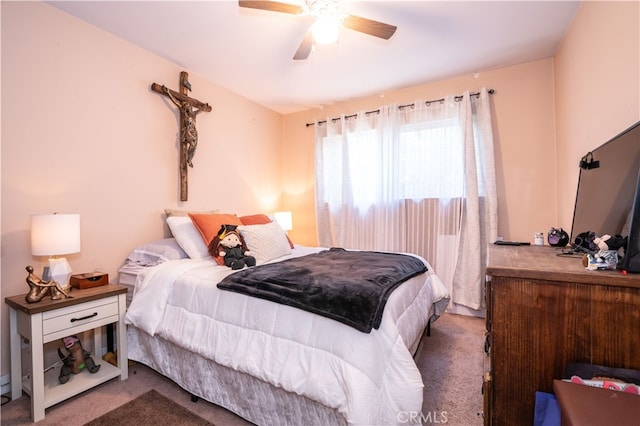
(151, 71), (212, 201)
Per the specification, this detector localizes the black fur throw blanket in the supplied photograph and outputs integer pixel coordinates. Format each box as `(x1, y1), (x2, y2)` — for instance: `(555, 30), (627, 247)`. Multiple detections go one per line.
(217, 248), (427, 333)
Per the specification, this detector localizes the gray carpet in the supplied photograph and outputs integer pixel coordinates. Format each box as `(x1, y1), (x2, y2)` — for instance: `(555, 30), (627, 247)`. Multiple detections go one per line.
(418, 312), (486, 425)
(0, 312), (485, 425)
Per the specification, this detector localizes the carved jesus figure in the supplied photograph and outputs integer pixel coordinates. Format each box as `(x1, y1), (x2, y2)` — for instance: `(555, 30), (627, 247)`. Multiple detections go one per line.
(162, 85), (207, 167)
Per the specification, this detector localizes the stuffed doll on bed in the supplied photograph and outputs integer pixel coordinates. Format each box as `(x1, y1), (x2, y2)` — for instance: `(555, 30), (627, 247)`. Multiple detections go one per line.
(208, 224), (256, 270)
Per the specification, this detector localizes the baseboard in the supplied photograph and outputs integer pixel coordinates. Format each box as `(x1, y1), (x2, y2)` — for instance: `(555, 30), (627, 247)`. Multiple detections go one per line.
(447, 303), (486, 318)
(1, 373), (9, 395)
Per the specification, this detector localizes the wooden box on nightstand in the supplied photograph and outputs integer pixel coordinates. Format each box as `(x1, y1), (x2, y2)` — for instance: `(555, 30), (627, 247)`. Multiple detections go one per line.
(70, 272), (109, 289)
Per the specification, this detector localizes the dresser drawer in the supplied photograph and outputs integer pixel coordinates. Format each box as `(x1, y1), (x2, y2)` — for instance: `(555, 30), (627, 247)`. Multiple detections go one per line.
(42, 296), (119, 341)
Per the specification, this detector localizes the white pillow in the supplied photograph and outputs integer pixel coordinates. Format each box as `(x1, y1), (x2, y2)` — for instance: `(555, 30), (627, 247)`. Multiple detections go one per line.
(166, 216), (210, 259)
(239, 221), (292, 265)
(125, 238), (188, 266)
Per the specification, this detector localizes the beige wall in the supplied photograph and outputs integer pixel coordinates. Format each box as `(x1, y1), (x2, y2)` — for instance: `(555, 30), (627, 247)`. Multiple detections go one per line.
(554, 1), (640, 229)
(283, 59), (559, 246)
(1, 2), (283, 376)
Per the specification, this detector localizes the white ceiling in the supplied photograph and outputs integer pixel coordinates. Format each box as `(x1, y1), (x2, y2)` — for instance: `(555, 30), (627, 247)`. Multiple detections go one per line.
(48, 0), (581, 114)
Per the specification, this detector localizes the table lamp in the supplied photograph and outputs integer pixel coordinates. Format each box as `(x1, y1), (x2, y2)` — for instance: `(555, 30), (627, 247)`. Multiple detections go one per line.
(273, 211), (293, 231)
(31, 213), (81, 291)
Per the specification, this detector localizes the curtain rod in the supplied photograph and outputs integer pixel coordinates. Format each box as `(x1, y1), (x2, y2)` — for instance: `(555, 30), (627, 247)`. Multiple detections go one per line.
(305, 89), (495, 127)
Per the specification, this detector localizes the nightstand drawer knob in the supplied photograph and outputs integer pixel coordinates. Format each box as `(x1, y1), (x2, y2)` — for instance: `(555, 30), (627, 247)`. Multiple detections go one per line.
(70, 312), (98, 322)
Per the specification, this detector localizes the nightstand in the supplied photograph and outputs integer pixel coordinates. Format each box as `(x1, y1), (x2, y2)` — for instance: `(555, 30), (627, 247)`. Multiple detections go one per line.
(5, 284), (128, 422)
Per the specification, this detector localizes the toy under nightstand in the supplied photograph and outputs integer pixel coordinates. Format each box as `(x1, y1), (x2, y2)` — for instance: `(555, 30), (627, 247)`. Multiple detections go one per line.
(5, 284), (128, 422)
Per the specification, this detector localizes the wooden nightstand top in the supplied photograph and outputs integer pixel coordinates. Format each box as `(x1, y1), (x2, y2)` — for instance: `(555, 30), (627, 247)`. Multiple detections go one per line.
(5, 283), (127, 315)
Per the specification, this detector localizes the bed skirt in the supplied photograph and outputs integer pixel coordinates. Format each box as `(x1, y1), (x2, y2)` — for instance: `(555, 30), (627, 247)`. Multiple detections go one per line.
(127, 326), (347, 426)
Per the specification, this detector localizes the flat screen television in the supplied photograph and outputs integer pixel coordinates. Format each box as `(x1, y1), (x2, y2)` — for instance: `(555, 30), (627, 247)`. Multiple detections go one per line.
(570, 120), (640, 272)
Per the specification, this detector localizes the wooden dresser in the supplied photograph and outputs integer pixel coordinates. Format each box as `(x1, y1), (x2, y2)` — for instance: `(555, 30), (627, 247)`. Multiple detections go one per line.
(484, 245), (640, 425)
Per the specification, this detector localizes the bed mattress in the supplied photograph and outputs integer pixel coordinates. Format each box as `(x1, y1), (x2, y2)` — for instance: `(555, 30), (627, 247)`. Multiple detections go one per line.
(125, 246), (449, 425)
(117, 263), (147, 306)
(128, 325), (347, 425)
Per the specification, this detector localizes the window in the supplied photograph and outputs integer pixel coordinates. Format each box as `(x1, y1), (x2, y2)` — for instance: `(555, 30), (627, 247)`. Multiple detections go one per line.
(314, 89), (497, 311)
(319, 118), (465, 211)
(398, 119), (464, 199)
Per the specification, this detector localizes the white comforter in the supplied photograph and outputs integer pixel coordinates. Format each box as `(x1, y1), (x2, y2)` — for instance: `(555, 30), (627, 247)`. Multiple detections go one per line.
(125, 246), (449, 425)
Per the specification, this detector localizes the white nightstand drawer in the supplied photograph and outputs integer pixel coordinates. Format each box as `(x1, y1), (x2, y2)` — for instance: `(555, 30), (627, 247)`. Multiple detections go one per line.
(42, 296), (118, 338)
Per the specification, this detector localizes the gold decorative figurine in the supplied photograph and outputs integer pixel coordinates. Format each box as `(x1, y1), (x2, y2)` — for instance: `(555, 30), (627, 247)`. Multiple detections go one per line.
(25, 265), (73, 303)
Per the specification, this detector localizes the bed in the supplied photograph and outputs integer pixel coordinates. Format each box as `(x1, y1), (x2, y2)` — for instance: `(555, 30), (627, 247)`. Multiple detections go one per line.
(121, 212), (450, 425)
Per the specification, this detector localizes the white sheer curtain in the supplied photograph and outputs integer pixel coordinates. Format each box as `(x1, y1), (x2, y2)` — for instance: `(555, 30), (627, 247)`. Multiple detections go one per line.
(314, 88), (497, 310)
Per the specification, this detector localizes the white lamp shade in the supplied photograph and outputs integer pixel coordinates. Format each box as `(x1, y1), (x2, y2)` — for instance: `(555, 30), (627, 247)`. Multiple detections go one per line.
(31, 214), (81, 256)
(273, 211), (293, 231)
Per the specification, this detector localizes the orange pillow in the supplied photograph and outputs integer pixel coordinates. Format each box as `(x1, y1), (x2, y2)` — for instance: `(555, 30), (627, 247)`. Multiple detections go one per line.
(188, 213), (242, 246)
(239, 214), (272, 225)
(239, 214), (294, 248)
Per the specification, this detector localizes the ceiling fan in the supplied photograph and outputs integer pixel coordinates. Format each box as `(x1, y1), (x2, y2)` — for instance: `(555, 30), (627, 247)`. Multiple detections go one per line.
(238, 0), (397, 60)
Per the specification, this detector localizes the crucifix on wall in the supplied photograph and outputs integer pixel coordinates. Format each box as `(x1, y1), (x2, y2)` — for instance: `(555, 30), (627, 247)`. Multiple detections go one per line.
(151, 71), (212, 201)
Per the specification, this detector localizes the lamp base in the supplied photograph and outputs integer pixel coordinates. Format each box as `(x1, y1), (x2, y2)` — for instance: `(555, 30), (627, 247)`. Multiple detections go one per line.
(48, 257), (73, 292)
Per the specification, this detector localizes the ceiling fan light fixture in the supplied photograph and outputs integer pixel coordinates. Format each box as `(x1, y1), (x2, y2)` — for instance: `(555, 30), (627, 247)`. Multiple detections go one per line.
(238, 0), (396, 60)
(311, 14), (340, 44)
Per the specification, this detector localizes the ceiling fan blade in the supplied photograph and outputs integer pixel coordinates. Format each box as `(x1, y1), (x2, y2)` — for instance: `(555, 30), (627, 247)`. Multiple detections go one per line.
(342, 15), (397, 40)
(293, 30), (313, 60)
(238, 1), (303, 15)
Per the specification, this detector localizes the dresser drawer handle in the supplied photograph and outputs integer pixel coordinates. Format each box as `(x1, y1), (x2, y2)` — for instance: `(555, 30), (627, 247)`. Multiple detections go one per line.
(70, 312), (98, 322)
